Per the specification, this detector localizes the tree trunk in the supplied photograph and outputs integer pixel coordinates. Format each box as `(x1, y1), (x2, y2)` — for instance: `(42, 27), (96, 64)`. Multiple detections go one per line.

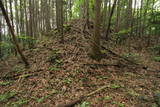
(105, 0), (117, 40)
(90, 0), (102, 61)
(0, 0), (29, 66)
(56, 0), (64, 43)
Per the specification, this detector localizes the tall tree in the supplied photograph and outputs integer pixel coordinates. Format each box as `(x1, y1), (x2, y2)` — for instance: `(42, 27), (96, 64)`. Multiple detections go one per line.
(90, 0), (102, 60)
(56, 0), (64, 43)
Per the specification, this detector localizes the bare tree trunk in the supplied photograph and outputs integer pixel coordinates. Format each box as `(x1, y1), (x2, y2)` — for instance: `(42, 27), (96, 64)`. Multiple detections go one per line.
(105, 0), (117, 40)
(90, 0), (102, 60)
(9, 0), (14, 30)
(15, 0), (19, 34)
(56, 0), (64, 43)
(115, 0), (121, 33)
(0, 14), (2, 58)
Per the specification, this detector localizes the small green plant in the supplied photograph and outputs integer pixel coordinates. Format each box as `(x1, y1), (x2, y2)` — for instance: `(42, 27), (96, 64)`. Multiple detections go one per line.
(47, 49), (61, 63)
(48, 65), (60, 71)
(63, 79), (72, 84)
(104, 96), (112, 101)
(110, 84), (121, 89)
(114, 28), (131, 44)
(112, 101), (125, 107)
(0, 92), (16, 103)
(0, 81), (12, 86)
(19, 74), (31, 78)
(79, 101), (90, 107)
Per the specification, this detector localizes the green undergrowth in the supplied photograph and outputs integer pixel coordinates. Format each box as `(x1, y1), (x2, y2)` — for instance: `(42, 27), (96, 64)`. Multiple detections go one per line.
(0, 92), (16, 103)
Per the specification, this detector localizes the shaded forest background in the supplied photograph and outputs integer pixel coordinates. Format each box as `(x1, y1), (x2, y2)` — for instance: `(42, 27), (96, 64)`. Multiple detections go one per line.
(0, 0), (160, 107)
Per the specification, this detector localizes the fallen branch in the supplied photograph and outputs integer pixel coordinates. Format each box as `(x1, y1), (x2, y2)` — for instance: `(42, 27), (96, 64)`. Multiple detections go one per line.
(101, 46), (160, 72)
(84, 63), (120, 68)
(56, 85), (109, 107)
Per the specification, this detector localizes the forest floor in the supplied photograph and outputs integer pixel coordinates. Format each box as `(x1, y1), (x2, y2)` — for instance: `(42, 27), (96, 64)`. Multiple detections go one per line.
(0, 19), (160, 107)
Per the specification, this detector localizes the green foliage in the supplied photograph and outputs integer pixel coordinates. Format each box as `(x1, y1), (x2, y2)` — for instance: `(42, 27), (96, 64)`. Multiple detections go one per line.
(149, 45), (160, 55)
(112, 101), (125, 107)
(17, 35), (37, 43)
(48, 65), (60, 71)
(79, 101), (90, 107)
(63, 78), (72, 84)
(72, 0), (84, 18)
(110, 84), (121, 89)
(114, 28), (131, 44)
(47, 49), (61, 63)
(152, 56), (160, 62)
(154, 91), (160, 106)
(0, 81), (12, 86)
(0, 41), (14, 49)
(103, 96), (112, 101)
(0, 92), (16, 103)
(8, 99), (29, 107)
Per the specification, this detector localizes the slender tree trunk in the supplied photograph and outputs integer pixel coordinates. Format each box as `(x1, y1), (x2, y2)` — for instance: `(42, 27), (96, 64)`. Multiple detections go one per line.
(0, 14), (2, 58)
(15, 0), (19, 34)
(9, 0), (14, 30)
(105, 0), (117, 40)
(115, 0), (121, 33)
(0, 0), (29, 66)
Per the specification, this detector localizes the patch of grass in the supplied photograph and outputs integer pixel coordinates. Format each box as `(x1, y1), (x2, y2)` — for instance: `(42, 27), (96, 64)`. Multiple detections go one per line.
(0, 81), (12, 86)
(0, 92), (16, 103)
(7, 99), (29, 107)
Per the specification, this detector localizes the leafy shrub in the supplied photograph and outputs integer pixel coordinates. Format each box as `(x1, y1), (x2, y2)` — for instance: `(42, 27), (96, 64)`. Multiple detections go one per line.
(47, 49), (61, 63)
(114, 28), (131, 44)
(149, 45), (160, 55)
(152, 56), (160, 62)
(0, 92), (16, 103)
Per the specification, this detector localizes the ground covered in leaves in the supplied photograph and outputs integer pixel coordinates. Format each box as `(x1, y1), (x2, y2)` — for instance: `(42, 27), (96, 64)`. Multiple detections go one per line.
(0, 20), (160, 107)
